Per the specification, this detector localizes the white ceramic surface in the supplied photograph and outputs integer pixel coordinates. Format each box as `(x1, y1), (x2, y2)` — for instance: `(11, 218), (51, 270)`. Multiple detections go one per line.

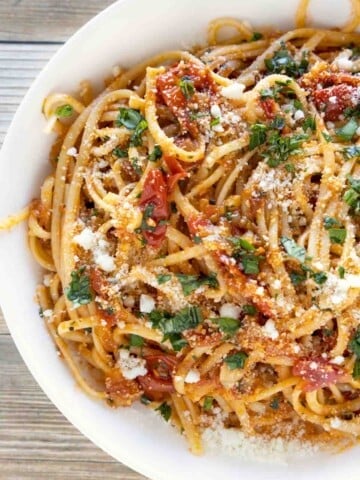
(0, 1), (359, 479)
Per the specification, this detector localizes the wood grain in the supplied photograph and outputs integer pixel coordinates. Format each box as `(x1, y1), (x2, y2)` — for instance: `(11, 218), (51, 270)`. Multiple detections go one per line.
(0, 2), (147, 478)
(0, 0), (113, 42)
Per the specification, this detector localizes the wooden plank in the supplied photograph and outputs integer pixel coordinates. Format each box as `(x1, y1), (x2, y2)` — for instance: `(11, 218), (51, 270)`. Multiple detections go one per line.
(0, 0), (114, 42)
(0, 43), (60, 145)
(0, 335), (146, 479)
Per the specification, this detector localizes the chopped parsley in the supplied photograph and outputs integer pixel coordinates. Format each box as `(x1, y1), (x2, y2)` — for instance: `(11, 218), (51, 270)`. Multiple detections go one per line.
(322, 132), (333, 142)
(250, 32), (263, 41)
(228, 237), (262, 275)
(338, 266), (346, 279)
(148, 145), (162, 162)
(210, 117), (221, 128)
(280, 236), (306, 263)
(203, 396), (214, 411)
(224, 351), (248, 370)
(270, 397), (280, 410)
(264, 45), (308, 78)
(55, 104), (74, 118)
(336, 118), (358, 142)
(243, 304), (257, 315)
(269, 115), (286, 130)
(303, 116), (316, 132)
(65, 267), (93, 307)
(290, 270), (307, 286)
(176, 273), (219, 296)
(155, 402), (172, 422)
(116, 108), (148, 147)
(113, 147), (128, 158)
(349, 328), (360, 379)
(343, 176), (360, 214)
(149, 306), (203, 335)
(211, 317), (241, 337)
(263, 131), (308, 167)
(249, 123), (267, 150)
(129, 334), (144, 347)
(323, 217), (346, 245)
(157, 274), (172, 284)
(179, 76), (195, 99)
(343, 145), (360, 160)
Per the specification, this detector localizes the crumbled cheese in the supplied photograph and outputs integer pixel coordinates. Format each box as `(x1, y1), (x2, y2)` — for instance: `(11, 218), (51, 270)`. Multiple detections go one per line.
(333, 49), (353, 71)
(139, 294), (155, 313)
(67, 147), (78, 157)
(330, 355), (345, 365)
(256, 286), (265, 296)
(263, 319), (279, 340)
(322, 272), (360, 305)
(273, 279), (281, 289)
(42, 309), (53, 318)
(212, 123), (224, 133)
(184, 369), (200, 384)
(294, 109), (305, 121)
(293, 344), (300, 354)
(309, 361), (318, 370)
(73, 227), (97, 250)
(219, 303), (241, 319)
(220, 82), (246, 100)
(100, 319), (107, 327)
(118, 349), (148, 380)
(210, 104), (221, 118)
(202, 427), (318, 464)
(117, 321), (125, 329)
(329, 96), (337, 104)
(94, 251), (115, 272)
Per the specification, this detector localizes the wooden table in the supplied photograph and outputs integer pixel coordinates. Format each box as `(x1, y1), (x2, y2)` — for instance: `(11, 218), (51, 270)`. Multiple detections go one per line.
(0, 2), (146, 478)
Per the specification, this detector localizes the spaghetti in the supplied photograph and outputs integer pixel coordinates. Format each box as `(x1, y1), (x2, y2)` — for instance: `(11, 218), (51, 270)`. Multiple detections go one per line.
(10, 0), (360, 455)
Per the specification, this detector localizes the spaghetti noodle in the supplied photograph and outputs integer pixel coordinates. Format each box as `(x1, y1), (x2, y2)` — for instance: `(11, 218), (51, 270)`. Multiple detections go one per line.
(9, 0), (360, 455)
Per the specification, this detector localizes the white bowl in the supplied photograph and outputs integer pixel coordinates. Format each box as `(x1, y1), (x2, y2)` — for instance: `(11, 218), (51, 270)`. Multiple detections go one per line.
(0, 0), (359, 479)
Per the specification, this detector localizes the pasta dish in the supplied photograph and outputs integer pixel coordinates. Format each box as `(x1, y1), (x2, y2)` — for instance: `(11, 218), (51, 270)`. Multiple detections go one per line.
(5, 0), (360, 456)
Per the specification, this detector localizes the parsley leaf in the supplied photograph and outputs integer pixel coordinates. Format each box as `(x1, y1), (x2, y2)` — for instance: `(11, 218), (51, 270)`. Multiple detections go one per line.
(343, 176), (360, 214)
(303, 116), (316, 132)
(224, 351), (248, 370)
(176, 273), (219, 296)
(228, 237), (262, 275)
(323, 216), (341, 229)
(243, 304), (257, 315)
(349, 328), (360, 358)
(179, 76), (195, 99)
(249, 123), (268, 150)
(203, 396), (214, 411)
(113, 147), (128, 158)
(148, 145), (162, 162)
(280, 236), (306, 263)
(55, 104), (74, 118)
(150, 306), (203, 335)
(336, 118), (358, 142)
(211, 317), (241, 337)
(140, 394), (152, 405)
(157, 274), (171, 284)
(270, 397), (280, 410)
(328, 228), (347, 245)
(250, 32), (263, 41)
(353, 358), (360, 380)
(311, 271), (328, 285)
(338, 266), (346, 279)
(322, 132), (333, 142)
(265, 45), (308, 78)
(130, 119), (148, 147)
(116, 108), (143, 129)
(343, 145), (360, 160)
(129, 334), (144, 347)
(155, 402), (172, 422)
(228, 237), (255, 252)
(165, 333), (188, 352)
(290, 270), (307, 286)
(66, 267), (93, 307)
(263, 131), (308, 167)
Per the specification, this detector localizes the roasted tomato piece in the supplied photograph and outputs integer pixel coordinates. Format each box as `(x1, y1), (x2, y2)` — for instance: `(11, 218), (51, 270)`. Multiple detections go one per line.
(292, 357), (345, 392)
(313, 84), (358, 121)
(139, 169), (169, 248)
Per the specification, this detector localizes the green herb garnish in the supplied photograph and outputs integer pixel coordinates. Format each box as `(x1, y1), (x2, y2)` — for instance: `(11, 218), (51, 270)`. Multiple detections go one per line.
(336, 118), (358, 142)
(203, 396), (214, 411)
(265, 45), (308, 78)
(148, 145), (162, 162)
(157, 274), (172, 284)
(66, 267), (93, 307)
(211, 317), (241, 337)
(176, 273), (219, 296)
(224, 351), (248, 370)
(155, 402), (172, 422)
(129, 334), (144, 347)
(280, 236), (306, 263)
(55, 104), (74, 118)
(179, 76), (195, 99)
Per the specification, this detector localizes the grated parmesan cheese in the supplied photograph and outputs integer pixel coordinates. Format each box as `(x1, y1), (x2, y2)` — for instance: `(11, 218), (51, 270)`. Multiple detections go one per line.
(202, 427), (318, 464)
(219, 303), (241, 319)
(66, 147), (78, 157)
(333, 49), (353, 71)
